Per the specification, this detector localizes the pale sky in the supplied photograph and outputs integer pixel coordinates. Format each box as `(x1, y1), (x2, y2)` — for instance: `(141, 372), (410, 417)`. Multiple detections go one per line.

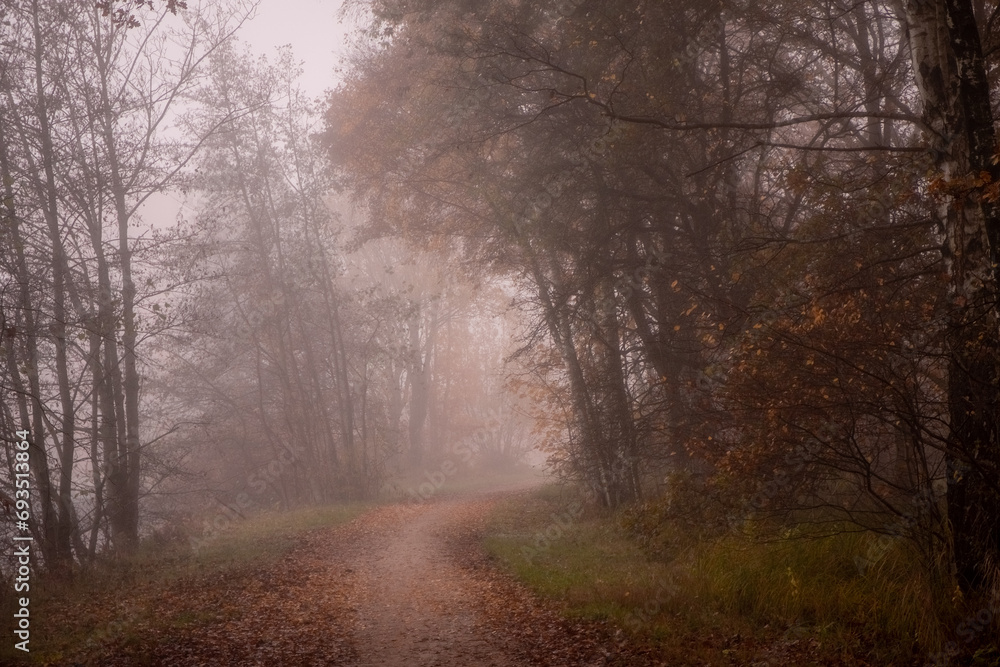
(141, 0), (356, 228)
(237, 0), (354, 98)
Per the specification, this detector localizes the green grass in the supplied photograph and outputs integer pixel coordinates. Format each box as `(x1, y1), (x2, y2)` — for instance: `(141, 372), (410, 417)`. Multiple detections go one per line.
(1, 503), (368, 664)
(482, 483), (968, 665)
(178, 504), (367, 574)
(485, 485), (669, 614)
(691, 526), (943, 647)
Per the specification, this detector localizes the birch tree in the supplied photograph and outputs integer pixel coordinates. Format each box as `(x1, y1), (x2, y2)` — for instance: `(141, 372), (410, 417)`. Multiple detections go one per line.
(898, 0), (1000, 594)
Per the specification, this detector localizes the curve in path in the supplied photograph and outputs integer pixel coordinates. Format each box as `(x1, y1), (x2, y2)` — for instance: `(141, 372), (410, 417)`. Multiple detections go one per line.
(350, 499), (522, 666)
(81, 481), (643, 666)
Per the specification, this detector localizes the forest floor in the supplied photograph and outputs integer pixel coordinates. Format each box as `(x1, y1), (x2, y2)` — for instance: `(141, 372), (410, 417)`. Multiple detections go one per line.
(31, 470), (935, 666)
(16, 472), (978, 666)
(347, 484), (650, 666)
(33, 478), (656, 666)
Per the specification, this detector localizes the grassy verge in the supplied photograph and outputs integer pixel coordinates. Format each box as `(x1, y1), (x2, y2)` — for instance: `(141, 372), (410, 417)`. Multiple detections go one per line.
(482, 484), (968, 666)
(382, 461), (547, 501)
(2, 503), (367, 664)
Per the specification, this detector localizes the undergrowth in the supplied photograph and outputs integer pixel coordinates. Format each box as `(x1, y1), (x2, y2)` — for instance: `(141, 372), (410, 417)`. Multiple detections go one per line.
(0, 503), (367, 664)
(483, 483), (999, 666)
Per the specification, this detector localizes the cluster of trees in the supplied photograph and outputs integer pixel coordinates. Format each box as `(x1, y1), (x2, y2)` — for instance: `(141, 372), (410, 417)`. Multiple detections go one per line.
(0, 0), (251, 571)
(327, 0), (999, 601)
(0, 0), (526, 574)
(4, 1), (997, 635)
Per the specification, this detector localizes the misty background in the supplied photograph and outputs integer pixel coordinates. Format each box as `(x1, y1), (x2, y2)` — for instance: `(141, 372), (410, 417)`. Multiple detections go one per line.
(1, 1), (999, 664)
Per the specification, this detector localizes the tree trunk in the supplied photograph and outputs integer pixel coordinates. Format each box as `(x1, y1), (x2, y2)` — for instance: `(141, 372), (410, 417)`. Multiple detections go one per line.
(0, 122), (60, 566)
(900, 0), (1000, 593)
(30, 0), (76, 570)
(92, 13), (142, 550)
(407, 303), (433, 467)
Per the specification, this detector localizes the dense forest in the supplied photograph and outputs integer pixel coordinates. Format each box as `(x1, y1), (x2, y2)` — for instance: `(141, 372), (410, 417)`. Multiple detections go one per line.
(1, 0), (999, 663)
(330, 0), (1000, 603)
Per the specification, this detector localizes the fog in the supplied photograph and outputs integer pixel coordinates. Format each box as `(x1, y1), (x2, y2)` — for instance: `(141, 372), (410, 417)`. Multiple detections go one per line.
(1, 1), (999, 664)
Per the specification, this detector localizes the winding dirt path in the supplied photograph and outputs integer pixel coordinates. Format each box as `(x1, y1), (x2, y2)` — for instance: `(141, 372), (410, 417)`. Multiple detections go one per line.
(349, 499), (524, 666)
(72, 483), (647, 666)
(340, 485), (647, 667)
